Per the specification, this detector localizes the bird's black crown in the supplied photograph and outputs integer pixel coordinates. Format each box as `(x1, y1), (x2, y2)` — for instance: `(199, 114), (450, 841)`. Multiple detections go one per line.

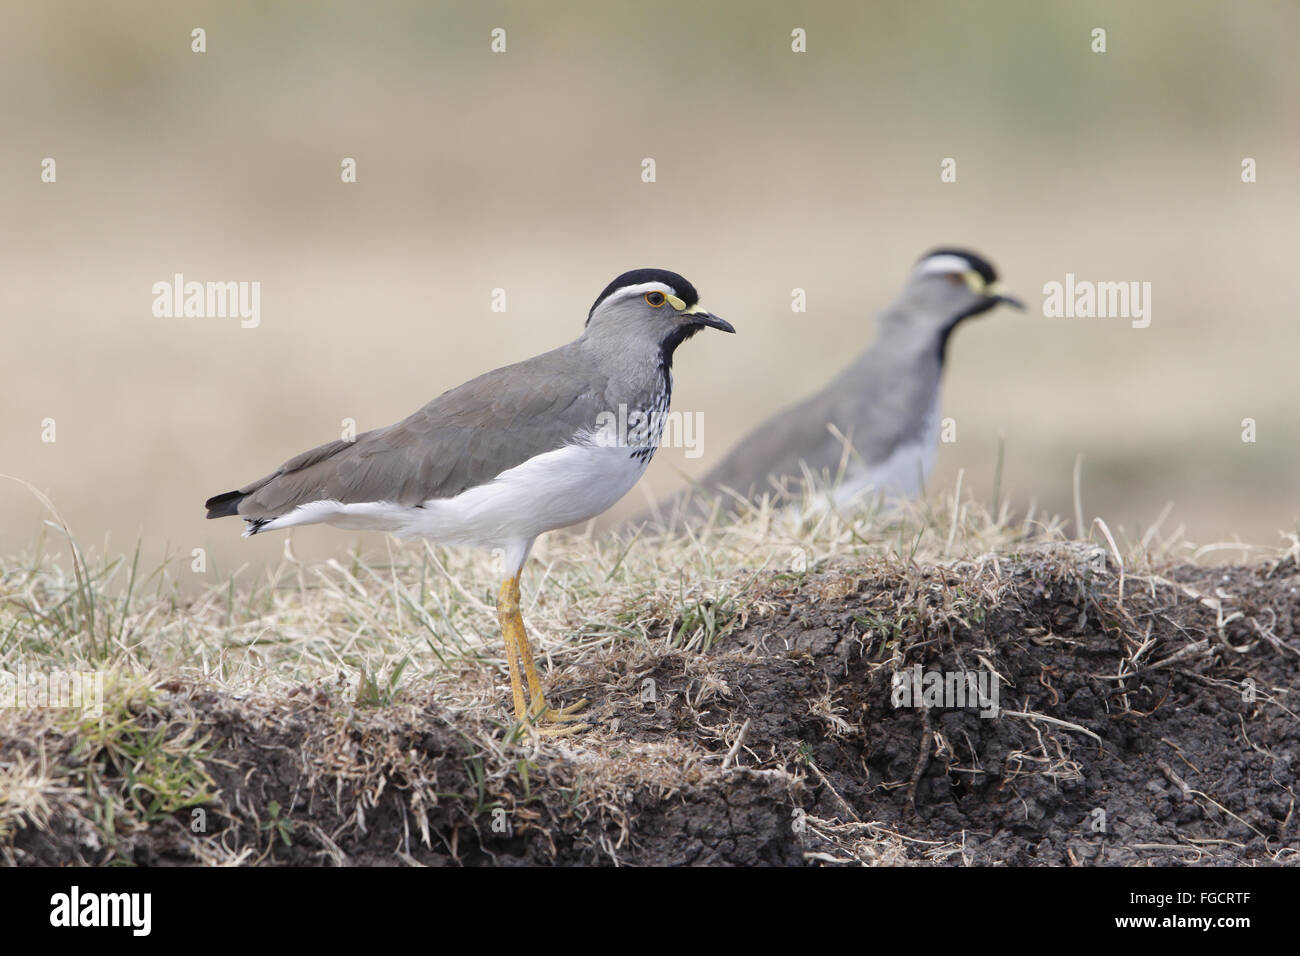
(918, 248), (999, 285)
(589, 268), (698, 322)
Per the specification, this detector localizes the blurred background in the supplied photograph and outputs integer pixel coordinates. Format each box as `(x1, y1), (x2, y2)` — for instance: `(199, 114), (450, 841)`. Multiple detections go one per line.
(3, 0), (1297, 582)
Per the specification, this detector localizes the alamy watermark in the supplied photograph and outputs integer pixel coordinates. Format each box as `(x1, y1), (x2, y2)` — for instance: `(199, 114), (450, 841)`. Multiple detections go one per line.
(49, 886), (150, 936)
(1042, 273), (1151, 328)
(892, 665), (999, 718)
(0, 666), (104, 717)
(590, 404), (705, 458)
(152, 273), (260, 328)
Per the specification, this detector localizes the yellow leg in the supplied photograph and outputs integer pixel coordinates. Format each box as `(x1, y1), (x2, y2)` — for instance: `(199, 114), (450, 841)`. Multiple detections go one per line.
(497, 575), (589, 735)
(513, 617), (589, 723)
(496, 578), (528, 723)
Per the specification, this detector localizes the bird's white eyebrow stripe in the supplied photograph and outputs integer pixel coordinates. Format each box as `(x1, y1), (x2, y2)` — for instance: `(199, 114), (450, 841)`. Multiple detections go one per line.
(915, 254), (974, 276)
(599, 281), (677, 306)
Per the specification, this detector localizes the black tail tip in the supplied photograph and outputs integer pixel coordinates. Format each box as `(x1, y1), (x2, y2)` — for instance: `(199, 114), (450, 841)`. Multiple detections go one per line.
(204, 490), (245, 519)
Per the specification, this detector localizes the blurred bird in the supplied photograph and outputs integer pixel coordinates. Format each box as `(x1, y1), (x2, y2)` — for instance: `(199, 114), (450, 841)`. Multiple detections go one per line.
(653, 249), (1020, 520)
(205, 269), (733, 733)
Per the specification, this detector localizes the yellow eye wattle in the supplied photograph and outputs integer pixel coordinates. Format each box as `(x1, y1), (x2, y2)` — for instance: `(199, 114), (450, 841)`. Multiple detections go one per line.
(944, 271), (986, 293)
(645, 291), (666, 307)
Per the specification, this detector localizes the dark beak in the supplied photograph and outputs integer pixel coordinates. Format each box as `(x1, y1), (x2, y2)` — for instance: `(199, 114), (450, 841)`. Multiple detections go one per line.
(994, 294), (1025, 311)
(690, 311), (735, 333)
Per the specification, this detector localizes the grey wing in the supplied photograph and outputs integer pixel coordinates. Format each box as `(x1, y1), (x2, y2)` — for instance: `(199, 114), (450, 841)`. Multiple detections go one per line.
(699, 370), (918, 500)
(697, 389), (852, 498)
(210, 347), (609, 521)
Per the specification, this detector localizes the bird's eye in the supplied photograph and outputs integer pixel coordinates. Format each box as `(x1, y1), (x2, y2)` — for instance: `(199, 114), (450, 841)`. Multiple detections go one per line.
(645, 292), (666, 307)
(944, 273), (965, 286)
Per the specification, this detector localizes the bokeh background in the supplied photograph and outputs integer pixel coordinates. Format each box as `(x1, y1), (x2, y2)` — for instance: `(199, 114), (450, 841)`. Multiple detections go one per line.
(3, 1), (1297, 581)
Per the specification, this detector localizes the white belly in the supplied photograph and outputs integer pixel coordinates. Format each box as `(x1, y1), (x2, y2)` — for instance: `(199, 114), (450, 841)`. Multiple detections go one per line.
(400, 442), (649, 546)
(255, 441), (651, 571)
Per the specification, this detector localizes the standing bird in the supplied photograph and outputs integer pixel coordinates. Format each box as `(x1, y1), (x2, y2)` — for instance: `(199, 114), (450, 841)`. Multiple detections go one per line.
(205, 269), (733, 733)
(664, 249), (1019, 517)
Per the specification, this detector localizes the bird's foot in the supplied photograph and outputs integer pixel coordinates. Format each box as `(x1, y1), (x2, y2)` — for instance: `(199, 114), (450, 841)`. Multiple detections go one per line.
(525, 697), (590, 735)
(533, 697), (588, 720)
(528, 721), (590, 738)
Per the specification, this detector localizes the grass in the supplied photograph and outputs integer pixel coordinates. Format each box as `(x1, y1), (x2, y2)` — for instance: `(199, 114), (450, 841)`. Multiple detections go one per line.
(3, 472), (1293, 705)
(71, 681), (217, 847)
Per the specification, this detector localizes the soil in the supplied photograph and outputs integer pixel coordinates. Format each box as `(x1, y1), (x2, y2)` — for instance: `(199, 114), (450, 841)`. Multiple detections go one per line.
(7, 548), (1299, 866)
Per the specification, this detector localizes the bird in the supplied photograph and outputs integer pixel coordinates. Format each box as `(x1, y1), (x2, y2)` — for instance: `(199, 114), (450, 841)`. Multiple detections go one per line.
(205, 269), (733, 733)
(652, 249), (1020, 520)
